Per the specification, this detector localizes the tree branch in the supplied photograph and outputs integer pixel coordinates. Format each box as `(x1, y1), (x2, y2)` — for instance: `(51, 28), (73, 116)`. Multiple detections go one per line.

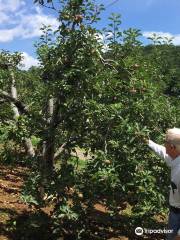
(0, 89), (29, 115)
(54, 142), (67, 160)
(53, 135), (78, 161)
(38, 2), (57, 11)
(96, 49), (118, 72)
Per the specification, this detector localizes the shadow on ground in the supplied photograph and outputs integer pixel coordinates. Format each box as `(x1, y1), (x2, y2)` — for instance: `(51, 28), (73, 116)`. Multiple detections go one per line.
(1, 210), (52, 240)
(0, 163), (167, 240)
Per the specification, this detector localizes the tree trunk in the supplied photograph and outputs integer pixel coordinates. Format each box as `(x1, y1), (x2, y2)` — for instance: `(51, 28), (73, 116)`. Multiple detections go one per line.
(9, 69), (35, 157)
(39, 98), (56, 199)
(42, 137), (55, 173)
(42, 97), (55, 172)
(10, 70), (19, 117)
(24, 138), (35, 157)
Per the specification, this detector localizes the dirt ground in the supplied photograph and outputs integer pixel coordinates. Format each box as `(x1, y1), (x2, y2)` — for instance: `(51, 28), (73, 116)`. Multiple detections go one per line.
(0, 164), (129, 240)
(0, 164), (167, 240)
(0, 165), (31, 240)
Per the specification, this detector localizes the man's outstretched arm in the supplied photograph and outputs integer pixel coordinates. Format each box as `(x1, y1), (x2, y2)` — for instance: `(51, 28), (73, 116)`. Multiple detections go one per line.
(146, 139), (172, 167)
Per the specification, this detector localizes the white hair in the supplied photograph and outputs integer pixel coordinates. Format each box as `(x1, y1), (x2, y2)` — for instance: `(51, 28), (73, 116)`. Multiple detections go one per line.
(166, 128), (180, 152)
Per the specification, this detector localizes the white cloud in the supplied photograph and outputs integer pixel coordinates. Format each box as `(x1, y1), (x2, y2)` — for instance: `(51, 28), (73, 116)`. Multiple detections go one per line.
(172, 36), (180, 45)
(20, 9), (59, 39)
(0, 27), (21, 42)
(0, 0), (25, 12)
(20, 52), (39, 70)
(0, 2), (58, 42)
(143, 31), (180, 45)
(0, 12), (10, 24)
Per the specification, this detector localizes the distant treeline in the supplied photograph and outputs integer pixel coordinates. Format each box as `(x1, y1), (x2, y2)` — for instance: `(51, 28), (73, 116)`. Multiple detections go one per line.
(143, 44), (180, 98)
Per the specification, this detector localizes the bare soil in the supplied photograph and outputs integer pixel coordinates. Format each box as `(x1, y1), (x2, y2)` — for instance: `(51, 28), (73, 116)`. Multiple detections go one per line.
(0, 164), (166, 240)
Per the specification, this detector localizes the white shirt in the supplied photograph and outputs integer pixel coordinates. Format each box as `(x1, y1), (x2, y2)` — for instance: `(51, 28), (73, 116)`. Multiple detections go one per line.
(148, 140), (180, 208)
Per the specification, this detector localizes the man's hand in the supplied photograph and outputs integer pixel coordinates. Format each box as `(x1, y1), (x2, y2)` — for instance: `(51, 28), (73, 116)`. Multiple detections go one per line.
(135, 131), (149, 144)
(142, 137), (149, 144)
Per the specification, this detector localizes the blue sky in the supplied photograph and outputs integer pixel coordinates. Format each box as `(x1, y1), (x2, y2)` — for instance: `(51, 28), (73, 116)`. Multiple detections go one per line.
(0, 0), (180, 69)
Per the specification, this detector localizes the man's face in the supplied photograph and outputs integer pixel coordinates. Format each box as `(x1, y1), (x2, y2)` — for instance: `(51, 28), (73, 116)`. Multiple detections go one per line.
(165, 142), (177, 159)
(165, 142), (173, 155)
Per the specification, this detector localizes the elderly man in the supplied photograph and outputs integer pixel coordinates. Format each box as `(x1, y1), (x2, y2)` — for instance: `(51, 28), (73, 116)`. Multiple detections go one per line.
(147, 128), (180, 240)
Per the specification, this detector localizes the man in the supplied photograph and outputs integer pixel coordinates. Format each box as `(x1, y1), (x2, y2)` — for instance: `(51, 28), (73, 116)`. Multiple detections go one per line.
(147, 128), (180, 240)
